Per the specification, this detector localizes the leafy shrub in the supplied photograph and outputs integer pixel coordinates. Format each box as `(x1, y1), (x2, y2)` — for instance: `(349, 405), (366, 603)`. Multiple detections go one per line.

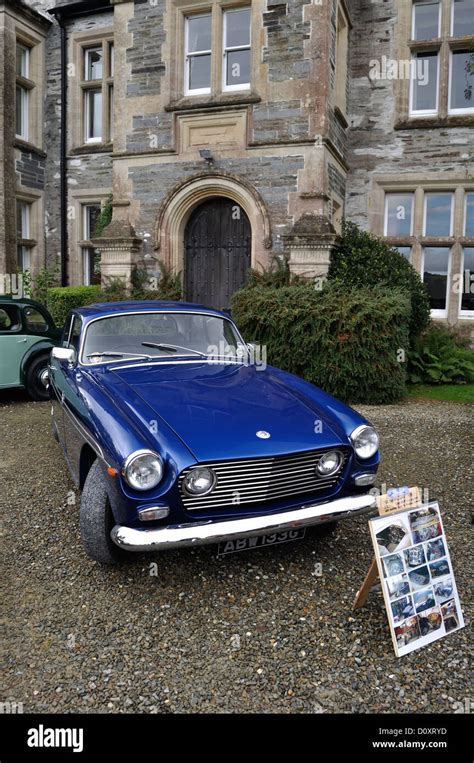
(31, 266), (60, 304)
(245, 255), (300, 289)
(328, 221), (430, 341)
(92, 193), (113, 238)
(100, 277), (129, 302)
(47, 285), (101, 326)
(130, 262), (183, 301)
(231, 281), (411, 404)
(151, 261), (183, 301)
(46, 263), (183, 325)
(408, 325), (474, 384)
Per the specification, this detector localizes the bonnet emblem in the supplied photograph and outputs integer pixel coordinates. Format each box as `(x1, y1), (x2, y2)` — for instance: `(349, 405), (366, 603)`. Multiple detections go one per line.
(256, 430), (271, 439)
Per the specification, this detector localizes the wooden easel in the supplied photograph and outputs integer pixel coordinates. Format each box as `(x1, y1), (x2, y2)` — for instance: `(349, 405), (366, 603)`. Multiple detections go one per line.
(352, 486), (422, 610)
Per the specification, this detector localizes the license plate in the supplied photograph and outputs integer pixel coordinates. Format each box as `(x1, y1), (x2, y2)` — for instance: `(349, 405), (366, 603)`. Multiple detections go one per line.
(217, 528), (306, 556)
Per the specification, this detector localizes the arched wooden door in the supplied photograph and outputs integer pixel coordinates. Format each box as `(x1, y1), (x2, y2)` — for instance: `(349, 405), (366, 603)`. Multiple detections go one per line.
(184, 197), (251, 310)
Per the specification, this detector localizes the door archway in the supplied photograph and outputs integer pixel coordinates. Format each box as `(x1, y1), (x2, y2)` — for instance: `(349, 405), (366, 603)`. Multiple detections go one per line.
(184, 197), (251, 310)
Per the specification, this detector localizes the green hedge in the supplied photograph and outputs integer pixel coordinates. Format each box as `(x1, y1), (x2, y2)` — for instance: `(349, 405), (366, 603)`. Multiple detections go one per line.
(47, 285), (101, 326)
(328, 221), (431, 341)
(231, 282), (411, 404)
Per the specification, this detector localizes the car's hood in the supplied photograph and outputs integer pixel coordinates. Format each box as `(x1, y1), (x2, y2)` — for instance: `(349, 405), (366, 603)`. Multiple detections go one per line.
(105, 361), (349, 462)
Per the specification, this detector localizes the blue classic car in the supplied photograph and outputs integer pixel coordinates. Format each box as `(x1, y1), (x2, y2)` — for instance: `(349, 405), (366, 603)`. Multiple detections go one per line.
(49, 301), (380, 564)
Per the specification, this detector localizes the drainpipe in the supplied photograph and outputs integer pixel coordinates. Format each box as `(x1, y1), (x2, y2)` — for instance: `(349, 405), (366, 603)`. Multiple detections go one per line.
(59, 18), (68, 286)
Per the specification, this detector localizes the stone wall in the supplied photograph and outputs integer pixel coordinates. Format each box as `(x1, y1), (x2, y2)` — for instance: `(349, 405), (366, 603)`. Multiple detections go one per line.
(129, 154), (305, 259)
(345, 0), (473, 229)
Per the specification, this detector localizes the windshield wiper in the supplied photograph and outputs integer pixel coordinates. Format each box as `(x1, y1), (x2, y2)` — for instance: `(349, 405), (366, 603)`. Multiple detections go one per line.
(87, 351), (153, 360)
(141, 342), (207, 357)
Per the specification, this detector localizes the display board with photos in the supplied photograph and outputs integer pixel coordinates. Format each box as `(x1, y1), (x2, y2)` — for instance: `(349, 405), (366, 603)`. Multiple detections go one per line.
(369, 501), (464, 657)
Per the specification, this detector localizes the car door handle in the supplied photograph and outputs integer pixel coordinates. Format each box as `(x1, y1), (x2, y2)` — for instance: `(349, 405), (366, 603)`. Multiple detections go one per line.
(18, 338), (27, 343)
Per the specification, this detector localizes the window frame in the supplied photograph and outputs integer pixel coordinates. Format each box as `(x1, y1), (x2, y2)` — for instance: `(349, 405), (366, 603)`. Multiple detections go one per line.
(16, 200), (34, 272)
(458, 246), (474, 316)
(184, 12), (212, 96)
(181, 3), (252, 99)
(15, 43), (33, 141)
(376, 181), (474, 323)
(80, 202), (102, 286)
(401, 0), (474, 122)
(409, 50), (440, 117)
(221, 7), (251, 93)
(384, 192), (415, 237)
(448, 48), (474, 115)
(411, 1), (442, 42)
(450, 0), (474, 37)
(421, 245), (452, 317)
(80, 38), (114, 146)
(423, 191), (454, 236)
(464, 191), (474, 236)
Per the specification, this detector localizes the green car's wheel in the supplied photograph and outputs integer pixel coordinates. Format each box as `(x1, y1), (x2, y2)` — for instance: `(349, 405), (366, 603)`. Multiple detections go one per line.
(25, 353), (50, 401)
(80, 460), (125, 565)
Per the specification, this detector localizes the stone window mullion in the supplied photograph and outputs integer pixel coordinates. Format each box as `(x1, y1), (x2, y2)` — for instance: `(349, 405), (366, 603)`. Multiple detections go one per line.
(211, 5), (221, 96)
(438, 39), (450, 117)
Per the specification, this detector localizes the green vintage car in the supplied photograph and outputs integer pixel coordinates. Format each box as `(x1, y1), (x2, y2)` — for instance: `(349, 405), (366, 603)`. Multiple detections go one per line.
(0, 297), (61, 401)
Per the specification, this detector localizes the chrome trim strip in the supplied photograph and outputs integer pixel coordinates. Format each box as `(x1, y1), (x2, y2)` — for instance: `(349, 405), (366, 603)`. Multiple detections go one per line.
(49, 373), (112, 468)
(110, 359), (245, 372)
(111, 494), (377, 552)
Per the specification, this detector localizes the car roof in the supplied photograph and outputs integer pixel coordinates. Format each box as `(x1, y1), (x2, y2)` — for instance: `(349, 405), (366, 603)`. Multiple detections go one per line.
(74, 300), (230, 321)
(0, 296), (51, 311)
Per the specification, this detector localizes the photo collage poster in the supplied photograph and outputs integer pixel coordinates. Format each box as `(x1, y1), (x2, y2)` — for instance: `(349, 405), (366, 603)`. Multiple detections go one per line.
(369, 501), (464, 657)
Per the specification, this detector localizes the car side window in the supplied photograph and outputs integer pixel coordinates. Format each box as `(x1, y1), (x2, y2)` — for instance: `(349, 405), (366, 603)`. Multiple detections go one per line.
(24, 306), (48, 333)
(69, 317), (82, 353)
(0, 305), (21, 332)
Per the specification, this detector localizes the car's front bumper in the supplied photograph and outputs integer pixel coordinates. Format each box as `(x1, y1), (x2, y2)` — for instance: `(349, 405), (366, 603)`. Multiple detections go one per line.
(110, 493), (377, 552)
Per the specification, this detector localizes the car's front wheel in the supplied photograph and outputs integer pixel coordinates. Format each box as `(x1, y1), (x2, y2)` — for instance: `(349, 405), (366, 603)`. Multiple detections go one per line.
(25, 353), (50, 401)
(80, 460), (125, 565)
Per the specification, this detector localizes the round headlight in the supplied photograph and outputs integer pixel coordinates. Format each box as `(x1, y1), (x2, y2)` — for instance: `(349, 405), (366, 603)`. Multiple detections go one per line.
(351, 425), (379, 459)
(317, 450), (343, 477)
(183, 467), (217, 496)
(123, 450), (163, 491)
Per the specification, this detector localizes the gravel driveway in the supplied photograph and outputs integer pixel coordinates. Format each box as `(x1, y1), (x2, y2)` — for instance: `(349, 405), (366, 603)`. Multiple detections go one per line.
(1, 392), (472, 714)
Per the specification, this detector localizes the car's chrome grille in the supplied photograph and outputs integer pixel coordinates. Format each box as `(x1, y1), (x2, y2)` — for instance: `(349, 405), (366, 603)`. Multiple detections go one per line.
(179, 447), (350, 511)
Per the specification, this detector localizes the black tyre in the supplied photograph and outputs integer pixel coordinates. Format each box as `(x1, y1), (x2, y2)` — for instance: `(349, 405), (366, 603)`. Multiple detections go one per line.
(312, 521), (337, 537)
(25, 353), (50, 401)
(80, 460), (125, 564)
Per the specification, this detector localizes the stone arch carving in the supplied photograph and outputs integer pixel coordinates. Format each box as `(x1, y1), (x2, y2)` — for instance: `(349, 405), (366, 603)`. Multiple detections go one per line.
(153, 172), (272, 273)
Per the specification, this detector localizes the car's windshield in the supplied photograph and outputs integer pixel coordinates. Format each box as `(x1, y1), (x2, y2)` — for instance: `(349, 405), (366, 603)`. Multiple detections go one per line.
(82, 311), (246, 365)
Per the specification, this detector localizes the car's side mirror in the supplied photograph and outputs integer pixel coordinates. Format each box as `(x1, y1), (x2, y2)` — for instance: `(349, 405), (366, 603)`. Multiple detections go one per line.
(52, 346), (76, 368)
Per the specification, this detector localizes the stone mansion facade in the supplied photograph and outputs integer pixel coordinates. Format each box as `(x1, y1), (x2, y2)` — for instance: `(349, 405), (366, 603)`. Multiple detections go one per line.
(1, 0), (473, 336)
